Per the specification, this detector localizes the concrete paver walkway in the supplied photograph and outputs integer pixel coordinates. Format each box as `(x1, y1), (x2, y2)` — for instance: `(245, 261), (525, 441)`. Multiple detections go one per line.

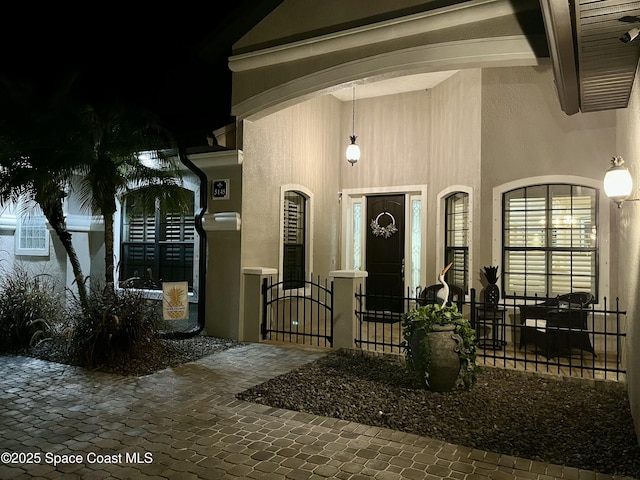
(0, 342), (635, 479)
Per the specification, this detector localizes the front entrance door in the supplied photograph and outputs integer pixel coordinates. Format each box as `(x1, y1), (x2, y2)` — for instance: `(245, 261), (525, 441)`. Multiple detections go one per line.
(365, 194), (405, 312)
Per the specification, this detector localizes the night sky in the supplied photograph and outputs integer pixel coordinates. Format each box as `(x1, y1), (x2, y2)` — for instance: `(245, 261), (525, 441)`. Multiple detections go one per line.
(1, 2), (283, 147)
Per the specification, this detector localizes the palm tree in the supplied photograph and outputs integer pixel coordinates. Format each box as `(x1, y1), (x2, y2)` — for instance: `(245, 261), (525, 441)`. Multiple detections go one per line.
(76, 100), (189, 287)
(0, 77), (189, 297)
(0, 77), (91, 312)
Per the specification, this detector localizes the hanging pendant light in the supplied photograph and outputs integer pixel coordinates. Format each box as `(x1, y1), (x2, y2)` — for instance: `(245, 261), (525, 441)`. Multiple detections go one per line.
(346, 87), (360, 166)
(604, 156), (633, 208)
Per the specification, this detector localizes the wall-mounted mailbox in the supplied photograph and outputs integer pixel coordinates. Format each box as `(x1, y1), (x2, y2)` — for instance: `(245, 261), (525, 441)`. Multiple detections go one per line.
(202, 212), (241, 231)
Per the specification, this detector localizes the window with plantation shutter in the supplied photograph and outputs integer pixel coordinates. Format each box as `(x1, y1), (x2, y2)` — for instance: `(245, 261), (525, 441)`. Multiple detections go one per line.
(445, 192), (469, 293)
(125, 211), (155, 242)
(120, 188), (195, 290)
(283, 191), (306, 290)
(503, 184), (597, 300)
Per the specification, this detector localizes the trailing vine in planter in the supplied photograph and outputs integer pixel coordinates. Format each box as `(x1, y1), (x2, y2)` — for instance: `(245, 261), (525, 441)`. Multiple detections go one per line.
(401, 303), (478, 391)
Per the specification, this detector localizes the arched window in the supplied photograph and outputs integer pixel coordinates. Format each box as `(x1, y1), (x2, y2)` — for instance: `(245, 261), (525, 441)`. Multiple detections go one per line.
(502, 184), (598, 299)
(282, 190), (307, 290)
(444, 192), (469, 293)
(120, 187), (195, 290)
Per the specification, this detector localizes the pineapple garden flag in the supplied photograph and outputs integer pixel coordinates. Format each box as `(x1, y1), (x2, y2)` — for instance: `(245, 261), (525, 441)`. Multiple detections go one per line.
(162, 281), (189, 321)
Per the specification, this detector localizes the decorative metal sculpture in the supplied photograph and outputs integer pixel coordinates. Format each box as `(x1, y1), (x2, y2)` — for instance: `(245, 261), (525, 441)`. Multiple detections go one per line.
(436, 263), (453, 306)
(482, 265), (500, 306)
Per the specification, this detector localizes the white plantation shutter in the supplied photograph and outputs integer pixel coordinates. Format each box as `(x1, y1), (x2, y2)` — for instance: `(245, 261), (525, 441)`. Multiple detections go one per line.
(163, 212), (195, 242)
(283, 198), (302, 244)
(184, 215), (195, 240)
(504, 250), (546, 296)
(164, 214), (182, 241)
(445, 193), (469, 292)
(503, 185), (597, 298)
(504, 195), (546, 295)
(450, 249), (467, 288)
(125, 212), (155, 242)
(282, 191), (306, 289)
(161, 211), (195, 265)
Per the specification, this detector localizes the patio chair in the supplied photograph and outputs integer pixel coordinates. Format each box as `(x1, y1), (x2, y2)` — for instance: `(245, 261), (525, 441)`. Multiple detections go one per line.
(518, 292), (596, 358)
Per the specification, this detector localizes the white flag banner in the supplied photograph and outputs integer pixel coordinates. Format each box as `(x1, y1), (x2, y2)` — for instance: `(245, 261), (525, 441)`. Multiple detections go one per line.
(162, 281), (189, 321)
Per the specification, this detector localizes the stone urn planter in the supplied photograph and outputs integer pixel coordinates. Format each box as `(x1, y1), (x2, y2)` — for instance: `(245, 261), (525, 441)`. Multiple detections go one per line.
(402, 304), (477, 392)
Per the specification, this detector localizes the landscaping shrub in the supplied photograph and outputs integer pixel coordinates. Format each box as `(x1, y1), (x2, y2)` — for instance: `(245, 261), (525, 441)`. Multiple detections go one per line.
(0, 266), (64, 352)
(71, 284), (163, 368)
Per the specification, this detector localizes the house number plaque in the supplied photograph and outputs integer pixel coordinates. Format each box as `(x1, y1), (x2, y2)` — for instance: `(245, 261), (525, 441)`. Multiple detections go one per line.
(211, 179), (230, 200)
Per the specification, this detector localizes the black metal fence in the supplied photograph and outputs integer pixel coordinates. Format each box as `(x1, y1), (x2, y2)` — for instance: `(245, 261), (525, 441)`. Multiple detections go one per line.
(261, 275), (333, 347)
(354, 286), (627, 382)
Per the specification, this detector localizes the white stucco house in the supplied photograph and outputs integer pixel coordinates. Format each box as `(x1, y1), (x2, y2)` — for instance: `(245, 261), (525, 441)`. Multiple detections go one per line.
(2, 0), (640, 442)
(188, 0), (640, 441)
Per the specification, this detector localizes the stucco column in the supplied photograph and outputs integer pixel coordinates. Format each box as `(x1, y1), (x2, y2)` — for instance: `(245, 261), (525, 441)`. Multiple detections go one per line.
(330, 270), (368, 349)
(242, 267), (278, 342)
(188, 149), (243, 339)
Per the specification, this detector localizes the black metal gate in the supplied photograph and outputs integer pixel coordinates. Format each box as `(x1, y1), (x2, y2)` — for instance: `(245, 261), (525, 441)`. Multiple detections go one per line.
(261, 275), (333, 347)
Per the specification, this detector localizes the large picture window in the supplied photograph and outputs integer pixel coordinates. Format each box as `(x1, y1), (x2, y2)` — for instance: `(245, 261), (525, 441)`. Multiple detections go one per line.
(503, 184), (597, 299)
(120, 188), (195, 290)
(444, 192), (469, 293)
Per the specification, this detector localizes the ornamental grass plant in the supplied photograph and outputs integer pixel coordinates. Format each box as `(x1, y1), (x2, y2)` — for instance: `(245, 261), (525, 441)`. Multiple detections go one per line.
(0, 265), (65, 352)
(70, 284), (163, 368)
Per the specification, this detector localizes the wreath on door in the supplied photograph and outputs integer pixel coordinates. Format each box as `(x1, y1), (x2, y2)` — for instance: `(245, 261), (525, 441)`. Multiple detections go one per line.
(370, 211), (398, 239)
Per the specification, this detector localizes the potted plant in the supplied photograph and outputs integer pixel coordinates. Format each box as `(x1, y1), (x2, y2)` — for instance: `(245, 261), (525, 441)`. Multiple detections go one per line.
(401, 303), (477, 392)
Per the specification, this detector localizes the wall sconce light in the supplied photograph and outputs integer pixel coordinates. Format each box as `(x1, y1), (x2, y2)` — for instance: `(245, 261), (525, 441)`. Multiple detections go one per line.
(603, 156), (638, 208)
(346, 87), (360, 166)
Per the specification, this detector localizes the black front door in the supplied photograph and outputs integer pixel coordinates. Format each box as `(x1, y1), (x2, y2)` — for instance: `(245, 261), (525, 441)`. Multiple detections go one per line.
(365, 194), (405, 312)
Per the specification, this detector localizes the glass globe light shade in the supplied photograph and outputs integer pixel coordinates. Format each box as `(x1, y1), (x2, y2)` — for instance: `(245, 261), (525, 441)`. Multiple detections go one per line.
(604, 156), (633, 207)
(346, 136), (360, 166)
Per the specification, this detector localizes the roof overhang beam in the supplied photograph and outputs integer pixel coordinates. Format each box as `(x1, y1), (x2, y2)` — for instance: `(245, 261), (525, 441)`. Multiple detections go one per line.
(539, 0), (580, 115)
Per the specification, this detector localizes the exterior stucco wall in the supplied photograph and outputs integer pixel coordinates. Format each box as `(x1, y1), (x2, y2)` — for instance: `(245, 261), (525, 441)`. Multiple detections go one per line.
(480, 65), (617, 297)
(241, 69), (482, 287)
(0, 206), (67, 293)
(89, 230), (105, 287)
(428, 68), (482, 287)
(239, 65), (620, 295)
(230, 1), (545, 120)
(338, 68), (482, 285)
(207, 163), (242, 338)
(338, 89), (432, 191)
(481, 66), (616, 186)
(185, 151), (242, 339)
(241, 94), (342, 278)
(240, 63), (622, 302)
(0, 245), (67, 288)
(238, 67), (631, 424)
(0, 175), (105, 298)
(615, 68), (640, 437)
